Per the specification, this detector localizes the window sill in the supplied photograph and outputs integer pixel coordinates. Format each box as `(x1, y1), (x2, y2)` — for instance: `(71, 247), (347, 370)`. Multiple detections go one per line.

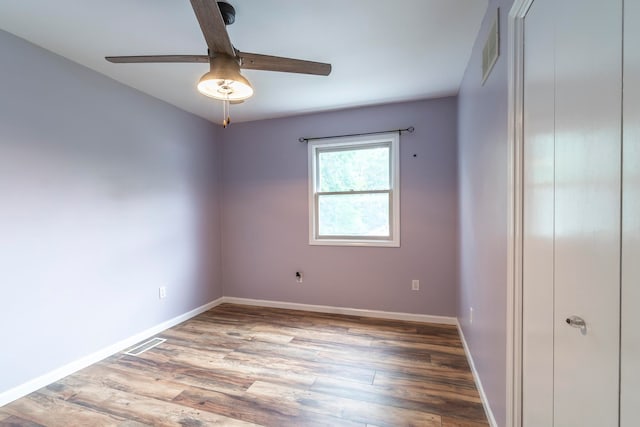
(309, 238), (400, 248)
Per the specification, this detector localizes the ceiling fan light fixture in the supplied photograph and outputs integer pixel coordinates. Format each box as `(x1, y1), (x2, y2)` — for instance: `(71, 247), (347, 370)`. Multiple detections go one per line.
(197, 54), (253, 101)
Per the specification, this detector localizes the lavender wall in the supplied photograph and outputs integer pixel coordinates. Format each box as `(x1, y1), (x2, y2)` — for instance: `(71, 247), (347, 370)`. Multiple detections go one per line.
(457, 2), (514, 425)
(0, 30), (222, 395)
(220, 98), (458, 316)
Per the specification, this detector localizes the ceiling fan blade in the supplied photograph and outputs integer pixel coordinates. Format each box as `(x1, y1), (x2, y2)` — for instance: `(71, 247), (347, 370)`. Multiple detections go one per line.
(238, 52), (332, 76)
(190, 0), (235, 57)
(106, 55), (209, 64)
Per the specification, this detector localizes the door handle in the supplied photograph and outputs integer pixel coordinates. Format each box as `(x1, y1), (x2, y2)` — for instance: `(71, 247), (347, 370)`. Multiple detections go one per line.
(565, 316), (586, 329)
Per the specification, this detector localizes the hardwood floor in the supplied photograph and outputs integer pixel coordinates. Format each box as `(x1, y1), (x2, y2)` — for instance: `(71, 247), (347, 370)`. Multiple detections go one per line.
(0, 304), (489, 427)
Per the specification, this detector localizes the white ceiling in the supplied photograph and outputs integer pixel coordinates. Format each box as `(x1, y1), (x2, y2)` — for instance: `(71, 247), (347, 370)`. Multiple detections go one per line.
(0, 0), (488, 124)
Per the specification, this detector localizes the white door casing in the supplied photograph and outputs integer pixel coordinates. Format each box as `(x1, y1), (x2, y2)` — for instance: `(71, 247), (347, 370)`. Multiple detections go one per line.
(621, 0), (640, 424)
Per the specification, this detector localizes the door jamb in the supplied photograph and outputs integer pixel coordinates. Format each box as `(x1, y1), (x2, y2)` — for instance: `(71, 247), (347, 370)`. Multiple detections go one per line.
(506, 1), (534, 426)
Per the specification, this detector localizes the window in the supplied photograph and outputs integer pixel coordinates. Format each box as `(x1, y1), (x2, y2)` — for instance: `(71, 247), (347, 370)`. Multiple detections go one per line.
(308, 132), (400, 247)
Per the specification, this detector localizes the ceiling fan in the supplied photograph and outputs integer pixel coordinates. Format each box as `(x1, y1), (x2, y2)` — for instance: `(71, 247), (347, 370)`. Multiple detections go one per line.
(106, 0), (332, 126)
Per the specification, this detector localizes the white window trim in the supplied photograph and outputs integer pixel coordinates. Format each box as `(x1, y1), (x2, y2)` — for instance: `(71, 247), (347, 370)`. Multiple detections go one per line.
(308, 132), (400, 247)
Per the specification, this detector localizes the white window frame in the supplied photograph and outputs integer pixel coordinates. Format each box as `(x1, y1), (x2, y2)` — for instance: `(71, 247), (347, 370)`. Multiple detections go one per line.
(308, 132), (400, 247)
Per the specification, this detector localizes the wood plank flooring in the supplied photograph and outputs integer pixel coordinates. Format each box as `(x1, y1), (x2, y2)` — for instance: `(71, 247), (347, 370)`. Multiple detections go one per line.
(0, 304), (489, 427)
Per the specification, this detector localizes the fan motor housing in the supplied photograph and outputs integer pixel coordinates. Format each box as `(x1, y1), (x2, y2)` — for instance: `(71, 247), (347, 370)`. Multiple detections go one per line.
(217, 2), (236, 25)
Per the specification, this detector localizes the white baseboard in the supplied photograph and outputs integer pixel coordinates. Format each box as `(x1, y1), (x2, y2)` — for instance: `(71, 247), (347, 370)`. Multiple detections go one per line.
(0, 297), (225, 407)
(457, 322), (498, 427)
(220, 297), (458, 325)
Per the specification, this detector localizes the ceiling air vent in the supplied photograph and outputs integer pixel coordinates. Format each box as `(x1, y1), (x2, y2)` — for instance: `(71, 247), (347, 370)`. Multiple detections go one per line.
(124, 337), (166, 356)
(482, 9), (500, 85)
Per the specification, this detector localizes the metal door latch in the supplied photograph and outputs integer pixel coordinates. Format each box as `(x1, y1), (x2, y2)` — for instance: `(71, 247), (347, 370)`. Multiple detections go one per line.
(565, 315), (586, 329)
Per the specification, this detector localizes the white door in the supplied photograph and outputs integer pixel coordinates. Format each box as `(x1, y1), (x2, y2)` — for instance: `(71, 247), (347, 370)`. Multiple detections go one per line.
(522, 0), (622, 425)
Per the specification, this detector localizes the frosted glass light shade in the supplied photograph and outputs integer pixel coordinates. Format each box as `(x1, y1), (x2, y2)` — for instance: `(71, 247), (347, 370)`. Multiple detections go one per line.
(197, 55), (253, 101)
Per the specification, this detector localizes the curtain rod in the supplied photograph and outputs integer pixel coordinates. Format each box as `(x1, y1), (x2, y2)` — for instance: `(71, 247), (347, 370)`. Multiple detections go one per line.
(298, 126), (415, 143)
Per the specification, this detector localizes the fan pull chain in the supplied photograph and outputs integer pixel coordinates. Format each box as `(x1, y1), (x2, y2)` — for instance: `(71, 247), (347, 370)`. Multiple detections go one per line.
(222, 100), (225, 128)
(222, 98), (230, 128)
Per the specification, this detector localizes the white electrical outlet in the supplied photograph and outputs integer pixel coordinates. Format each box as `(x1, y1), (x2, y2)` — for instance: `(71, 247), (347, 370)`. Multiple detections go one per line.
(470, 307), (474, 324)
(159, 286), (167, 299)
(411, 280), (419, 291)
